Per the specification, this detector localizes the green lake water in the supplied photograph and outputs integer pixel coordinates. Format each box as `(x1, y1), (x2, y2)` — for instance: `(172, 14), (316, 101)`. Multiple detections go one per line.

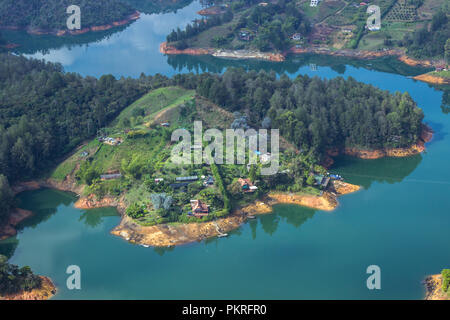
(1, 0), (449, 299)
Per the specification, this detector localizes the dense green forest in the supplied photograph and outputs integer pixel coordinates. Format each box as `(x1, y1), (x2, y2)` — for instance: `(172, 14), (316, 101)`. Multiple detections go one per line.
(0, 254), (42, 296)
(0, 0), (135, 31)
(173, 68), (424, 155)
(401, 10), (450, 61)
(0, 53), (173, 221)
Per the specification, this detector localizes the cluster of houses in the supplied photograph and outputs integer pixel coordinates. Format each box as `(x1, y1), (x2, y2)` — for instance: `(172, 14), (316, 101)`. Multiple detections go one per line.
(435, 65), (448, 72)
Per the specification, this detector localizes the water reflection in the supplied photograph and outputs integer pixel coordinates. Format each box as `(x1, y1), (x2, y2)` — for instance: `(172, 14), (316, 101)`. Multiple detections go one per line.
(248, 205), (316, 238)
(331, 154), (422, 189)
(3, 26), (130, 55)
(78, 208), (119, 228)
(166, 53), (431, 77)
(121, 0), (194, 14)
(441, 87), (450, 114)
(0, 237), (18, 259)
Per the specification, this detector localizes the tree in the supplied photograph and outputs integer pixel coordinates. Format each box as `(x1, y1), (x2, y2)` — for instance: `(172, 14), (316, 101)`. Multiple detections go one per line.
(0, 175), (14, 223)
(249, 164), (257, 183)
(442, 269), (450, 293)
(445, 39), (450, 63)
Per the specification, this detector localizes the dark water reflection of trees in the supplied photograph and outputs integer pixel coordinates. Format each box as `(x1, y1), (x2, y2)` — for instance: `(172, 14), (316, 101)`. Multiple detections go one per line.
(167, 53), (431, 77)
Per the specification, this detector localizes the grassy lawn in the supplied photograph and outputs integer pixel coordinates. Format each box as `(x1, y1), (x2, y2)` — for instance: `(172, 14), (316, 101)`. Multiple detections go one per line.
(186, 11), (246, 49)
(431, 70), (450, 78)
(113, 86), (195, 127)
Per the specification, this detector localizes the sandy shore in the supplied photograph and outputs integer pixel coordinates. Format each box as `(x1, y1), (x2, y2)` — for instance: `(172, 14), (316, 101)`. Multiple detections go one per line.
(413, 73), (450, 85)
(0, 276), (56, 300)
(322, 125), (433, 167)
(109, 180), (360, 247)
(424, 274), (449, 300)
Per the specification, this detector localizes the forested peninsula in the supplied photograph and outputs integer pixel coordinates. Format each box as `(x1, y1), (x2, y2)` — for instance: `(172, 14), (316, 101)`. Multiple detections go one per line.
(0, 53), (431, 247)
(0, 0), (139, 35)
(162, 0), (449, 76)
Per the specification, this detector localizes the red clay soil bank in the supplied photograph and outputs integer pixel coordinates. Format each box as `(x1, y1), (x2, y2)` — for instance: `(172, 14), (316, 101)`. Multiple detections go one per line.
(160, 42), (214, 55)
(0, 276), (56, 300)
(0, 208), (33, 240)
(322, 125), (433, 167)
(198, 7), (224, 16)
(413, 73), (450, 85)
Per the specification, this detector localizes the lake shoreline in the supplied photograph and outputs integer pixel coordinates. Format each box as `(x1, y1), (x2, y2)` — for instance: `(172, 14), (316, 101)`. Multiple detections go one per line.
(0, 11), (140, 37)
(424, 274), (448, 300)
(160, 42), (439, 73)
(323, 125), (433, 167)
(0, 276), (56, 300)
(109, 180), (360, 247)
(3, 127), (432, 244)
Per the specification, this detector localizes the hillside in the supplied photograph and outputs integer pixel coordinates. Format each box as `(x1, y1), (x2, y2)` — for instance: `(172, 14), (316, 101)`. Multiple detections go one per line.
(0, 0), (138, 34)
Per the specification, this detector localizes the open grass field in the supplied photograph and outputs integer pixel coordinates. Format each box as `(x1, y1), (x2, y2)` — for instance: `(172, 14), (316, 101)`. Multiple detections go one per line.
(113, 86), (195, 128)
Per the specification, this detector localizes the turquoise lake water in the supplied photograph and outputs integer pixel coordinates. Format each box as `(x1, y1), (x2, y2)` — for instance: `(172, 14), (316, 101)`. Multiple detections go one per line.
(1, 0), (449, 299)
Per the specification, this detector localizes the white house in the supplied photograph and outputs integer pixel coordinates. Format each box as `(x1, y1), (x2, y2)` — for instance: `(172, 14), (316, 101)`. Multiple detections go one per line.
(310, 0), (321, 7)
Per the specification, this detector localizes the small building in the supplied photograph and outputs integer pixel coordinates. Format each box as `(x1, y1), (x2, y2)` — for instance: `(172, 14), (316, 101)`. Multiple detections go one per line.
(154, 178), (164, 183)
(190, 200), (210, 217)
(176, 176), (198, 182)
(203, 176), (214, 186)
(161, 123), (170, 127)
(321, 177), (331, 189)
(260, 152), (272, 164)
(100, 173), (122, 180)
(80, 151), (89, 157)
(238, 178), (257, 193)
(102, 137), (122, 146)
(291, 33), (302, 41)
(170, 182), (190, 190)
(310, 0), (321, 7)
(239, 30), (253, 41)
(314, 174), (331, 189)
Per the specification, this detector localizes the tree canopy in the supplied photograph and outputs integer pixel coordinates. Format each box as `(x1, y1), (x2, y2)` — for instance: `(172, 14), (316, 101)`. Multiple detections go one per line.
(0, 0), (135, 31)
